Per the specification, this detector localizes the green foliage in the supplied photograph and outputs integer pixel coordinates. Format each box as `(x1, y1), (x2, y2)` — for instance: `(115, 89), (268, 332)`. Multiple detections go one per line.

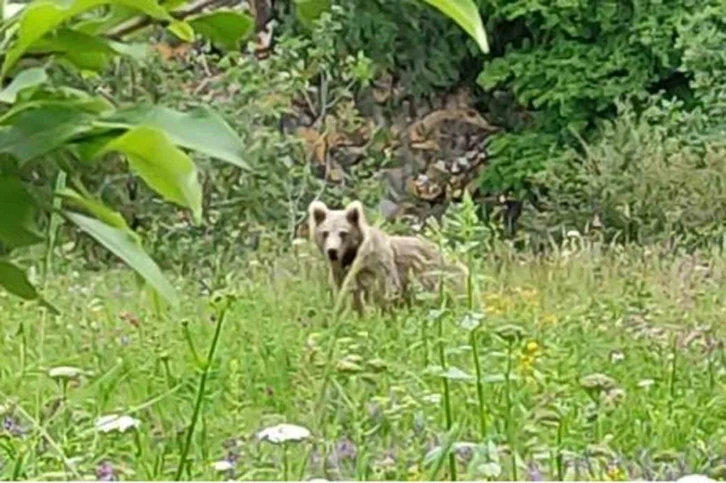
(1, 243), (725, 479)
(334, 1), (478, 95)
(528, 99), (726, 250)
(420, 0), (489, 54)
(0, 0), (254, 307)
(322, 0), (724, 204)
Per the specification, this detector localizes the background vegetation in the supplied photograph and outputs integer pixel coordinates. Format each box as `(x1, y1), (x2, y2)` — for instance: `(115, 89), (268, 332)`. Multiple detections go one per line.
(1, 0), (725, 481)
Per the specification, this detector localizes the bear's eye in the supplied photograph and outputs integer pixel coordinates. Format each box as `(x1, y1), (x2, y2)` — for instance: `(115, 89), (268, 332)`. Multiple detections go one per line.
(322, 231), (329, 239)
(339, 231), (348, 240)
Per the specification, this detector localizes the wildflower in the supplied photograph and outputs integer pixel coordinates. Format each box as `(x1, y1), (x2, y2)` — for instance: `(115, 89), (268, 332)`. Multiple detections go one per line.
(610, 351), (625, 364)
(527, 460), (544, 481)
(48, 366), (84, 379)
(637, 379), (655, 389)
(540, 312), (558, 326)
(606, 462), (625, 481)
(95, 414), (140, 433)
(526, 341), (540, 354)
(257, 423), (311, 444)
(96, 460), (116, 481)
(211, 460), (234, 472)
(580, 373), (617, 393)
(408, 463), (423, 480)
(334, 436), (358, 461)
(676, 475), (715, 483)
(452, 442), (477, 462)
(604, 388), (626, 408)
(566, 230), (581, 238)
(2, 415), (24, 437)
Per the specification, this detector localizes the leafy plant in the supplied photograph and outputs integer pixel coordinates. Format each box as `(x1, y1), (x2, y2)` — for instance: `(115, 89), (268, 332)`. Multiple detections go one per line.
(0, 0), (254, 307)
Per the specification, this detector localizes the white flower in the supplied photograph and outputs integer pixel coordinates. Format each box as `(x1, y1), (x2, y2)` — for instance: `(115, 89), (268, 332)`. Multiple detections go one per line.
(95, 414), (140, 433)
(211, 460), (234, 472)
(609, 351), (625, 363)
(637, 379), (655, 389)
(48, 366), (84, 379)
(677, 475), (714, 483)
(566, 230), (581, 238)
(257, 423), (311, 444)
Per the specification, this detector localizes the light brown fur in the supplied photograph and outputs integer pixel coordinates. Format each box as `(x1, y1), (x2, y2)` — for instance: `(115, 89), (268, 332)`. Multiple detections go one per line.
(308, 200), (401, 315)
(308, 200), (467, 315)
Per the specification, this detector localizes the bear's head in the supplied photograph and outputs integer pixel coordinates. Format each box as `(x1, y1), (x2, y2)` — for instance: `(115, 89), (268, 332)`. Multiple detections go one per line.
(308, 200), (366, 267)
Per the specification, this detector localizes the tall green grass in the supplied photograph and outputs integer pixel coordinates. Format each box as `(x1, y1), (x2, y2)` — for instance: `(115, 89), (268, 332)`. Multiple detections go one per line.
(0, 240), (724, 481)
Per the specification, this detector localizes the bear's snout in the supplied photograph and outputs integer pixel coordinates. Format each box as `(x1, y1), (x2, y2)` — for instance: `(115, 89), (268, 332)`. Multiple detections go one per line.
(327, 248), (339, 261)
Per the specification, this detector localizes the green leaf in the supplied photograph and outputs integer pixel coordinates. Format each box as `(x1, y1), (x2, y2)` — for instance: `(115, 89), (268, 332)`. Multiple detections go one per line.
(0, 260), (59, 313)
(420, 0), (489, 54)
(2, 0), (172, 76)
(57, 188), (132, 232)
(65, 212), (178, 307)
(28, 29), (148, 72)
(0, 102), (96, 164)
(98, 104), (250, 170)
(74, 5), (139, 35)
(294, 0), (331, 29)
(168, 20), (195, 42)
(0, 260), (38, 300)
(98, 126), (202, 222)
(0, 176), (44, 248)
(188, 10), (254, 51)
(0, 67), (48, 104)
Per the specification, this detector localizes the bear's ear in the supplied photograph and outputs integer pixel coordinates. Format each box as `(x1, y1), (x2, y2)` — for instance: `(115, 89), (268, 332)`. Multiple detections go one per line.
(308, 200), (328, 226)
(345, 200), (366, 227)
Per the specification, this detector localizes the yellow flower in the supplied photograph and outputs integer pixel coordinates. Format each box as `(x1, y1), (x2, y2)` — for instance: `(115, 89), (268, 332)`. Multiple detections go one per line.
(526, 341), (540, 353)
(517, 353), (535, 375)
(606, 464), (625, 481)
(539, 313), (558, 326)
(482, 292), (512, 315)
(408, 464), (423, 481)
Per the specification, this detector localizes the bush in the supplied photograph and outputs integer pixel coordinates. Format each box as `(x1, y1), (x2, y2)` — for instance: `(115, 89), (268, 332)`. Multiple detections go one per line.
(526, 99), (726, 250)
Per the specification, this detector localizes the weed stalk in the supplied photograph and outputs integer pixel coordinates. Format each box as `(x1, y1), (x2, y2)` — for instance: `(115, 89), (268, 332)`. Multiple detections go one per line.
(174, 295), (233, 480)
(504, 339), (517, 480)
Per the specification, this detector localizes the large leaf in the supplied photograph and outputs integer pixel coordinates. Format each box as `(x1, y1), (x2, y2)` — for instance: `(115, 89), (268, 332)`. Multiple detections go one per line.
(0, 176), (44, 248)
(2, 0), (172, 76)
(98, 104), (250, 170)
(420, 0), (489, 54)
(74, 5), (139, 35)
(65, 212), (178, 307)
(0, 260), (59, 313)
(0, 67), (48, 104)
(57, 188), (132, 232)
(0, 260), (38, 300)
(168, 20), (195, 42)
(294, 0), (330, 29)
(28, 29), (148, 72)
(0, 102), (96, 164)
(98, 126), (203, 222)
(188, 10), (254, 51)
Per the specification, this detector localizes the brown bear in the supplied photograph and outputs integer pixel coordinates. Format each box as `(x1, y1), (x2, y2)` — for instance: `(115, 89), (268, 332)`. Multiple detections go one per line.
(308, 200), (466, 315)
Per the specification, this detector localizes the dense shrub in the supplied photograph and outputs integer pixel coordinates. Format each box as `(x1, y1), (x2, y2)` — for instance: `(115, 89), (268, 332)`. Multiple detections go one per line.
(526, 98), (726, 250)
(319, 0), (725, 201)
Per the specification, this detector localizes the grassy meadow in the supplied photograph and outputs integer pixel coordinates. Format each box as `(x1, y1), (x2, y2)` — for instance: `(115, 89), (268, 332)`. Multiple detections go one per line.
(1, 239), (725, 481)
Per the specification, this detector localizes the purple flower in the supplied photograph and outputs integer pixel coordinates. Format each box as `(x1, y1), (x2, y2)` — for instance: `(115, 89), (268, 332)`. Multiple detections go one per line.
(527, 460), (544, 481)
(327, 436), (358, 473)
(96, 461), (116, 481)
(2, 416), (24, 437)
(335, 437), (358, 461)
